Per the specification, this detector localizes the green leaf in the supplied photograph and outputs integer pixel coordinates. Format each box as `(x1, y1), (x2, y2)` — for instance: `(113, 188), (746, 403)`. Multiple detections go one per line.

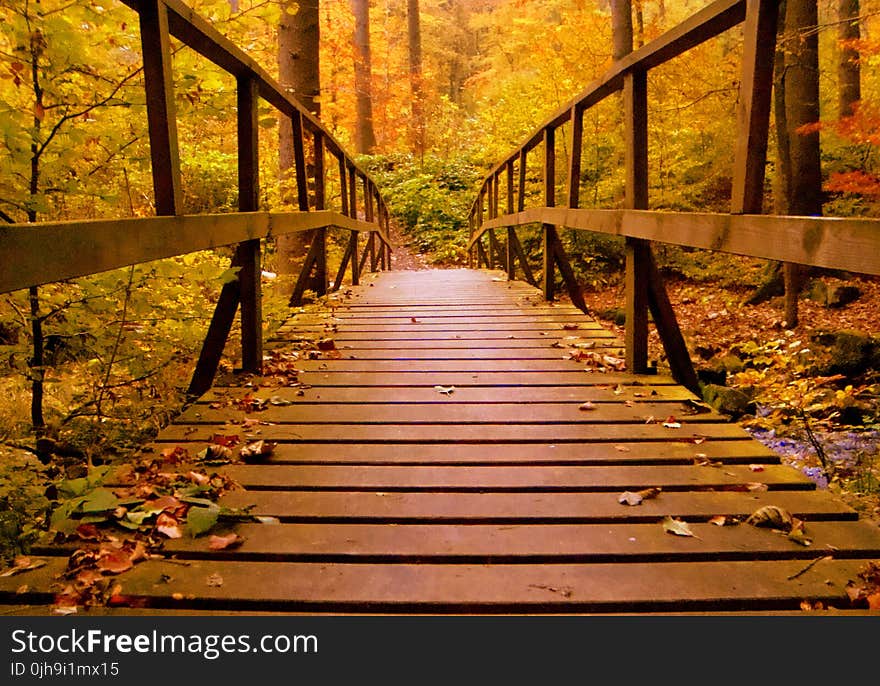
(187, 504), (221, 537)
(57, 477), (89, 499)
(81, 487), (119, 513)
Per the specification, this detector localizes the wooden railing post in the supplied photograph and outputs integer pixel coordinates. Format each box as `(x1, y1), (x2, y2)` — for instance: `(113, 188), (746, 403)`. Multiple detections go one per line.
(236, 75), (262, 373)
(312, 131), (327, 294)
(292, 113), (310, 211)
(731, 0), (778, 214)
(188, 73), (261, 395)
(624, 70), (650, 374)
(542, 127), (556, 301)
(567, 104), (584, 210)
(349, 165), (360, 285)
(139, 0), (182, 216)
(506, 159), (515, 280)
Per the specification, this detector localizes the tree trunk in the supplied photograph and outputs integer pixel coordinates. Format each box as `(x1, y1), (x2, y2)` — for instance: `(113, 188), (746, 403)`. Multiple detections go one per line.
(408, 0), (426, 159)
(633, 0), (645, 49)
(277, 0), (321, 274)
(610, 0), (634, 60)
(838, 0), (861, 117)
(352, 0), (376, 154)
(781, 0), (822, 327)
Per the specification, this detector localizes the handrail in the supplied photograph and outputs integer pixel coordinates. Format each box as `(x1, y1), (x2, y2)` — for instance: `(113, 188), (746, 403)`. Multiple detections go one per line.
(0, 211), (390, 295)
(0, 0), (393, 397)
(466, 0), (880, 394)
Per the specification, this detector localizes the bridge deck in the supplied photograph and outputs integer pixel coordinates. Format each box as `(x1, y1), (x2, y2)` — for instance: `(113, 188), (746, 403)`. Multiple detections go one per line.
(4, 269), (880, 613)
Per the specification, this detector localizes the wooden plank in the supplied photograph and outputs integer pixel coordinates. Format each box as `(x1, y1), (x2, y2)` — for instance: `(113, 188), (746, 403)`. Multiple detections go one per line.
(147, 438), (777, 465)
(218, 489), (852, 523)
(314, 347), (623, 359)
(158, 520), (880, 562)
(161, 421), (753, 444)
(175, 401), (727, 425)
(221, 371), (677, 387)
(2, 557), (872, 612)
(290, 359), (625, 373)
(480, 208), (880, 277)
(207, 463), (813, 491)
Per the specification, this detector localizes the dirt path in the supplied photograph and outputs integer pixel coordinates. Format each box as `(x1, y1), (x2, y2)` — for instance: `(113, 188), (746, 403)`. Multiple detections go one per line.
(386, 219), (432, 271)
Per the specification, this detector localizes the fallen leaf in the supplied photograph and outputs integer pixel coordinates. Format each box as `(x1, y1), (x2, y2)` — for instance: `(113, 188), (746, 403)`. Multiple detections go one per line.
(614, 445), (631, 452)
(239, 440), (277, 462)
(708, 515), (727, 526)
(868, 593), (880, 610)
(618, 491), (644, 506)
(206, 573), (224, 587)
(156, 512), (183, 539)
(562, 323), (579, 330)
(749, 464), (766, 472)
(317, 338), (336, 350)
(96, 550), (133, 575)
(746, 482), (769, 492)
(746, 505), (794, 531)
(75, 524), (102, 541)
(662, 516), (697, 537)
(208, 533), (242, 551)
(211, 434), (240, 448)
(578, 401), (597, 411)
(662, 416), (682, 429)
(0, 557), (47, 577)
(618, 487), (661, 506)
(434, 385), (455, 395)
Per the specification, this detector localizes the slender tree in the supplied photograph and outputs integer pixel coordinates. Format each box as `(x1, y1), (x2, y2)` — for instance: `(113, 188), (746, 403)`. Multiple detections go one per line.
(838, 0), (861, 117)
(352, 0), (376, 153)
(610, 0), (634, 60)
(408, 0), (426, 159)
(277, 1), (321, 273)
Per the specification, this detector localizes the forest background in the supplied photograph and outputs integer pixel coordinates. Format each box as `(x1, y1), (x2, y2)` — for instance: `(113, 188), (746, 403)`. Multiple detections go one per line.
(1, 0), (879, 560)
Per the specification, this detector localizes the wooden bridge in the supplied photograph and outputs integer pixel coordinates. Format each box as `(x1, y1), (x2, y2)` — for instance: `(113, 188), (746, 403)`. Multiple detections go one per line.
(1, 0), (880, 613)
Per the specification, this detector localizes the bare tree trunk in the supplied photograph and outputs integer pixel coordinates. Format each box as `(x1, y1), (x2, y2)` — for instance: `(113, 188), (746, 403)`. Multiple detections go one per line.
(838, 0), (861, 117)
(352, 0), (376, 154)
(633, 0), (645, 48)
(783, 0), (822, 327)
(277, 0), (321, 273)
(610, 0), (634, 60)
(408, 0), (426, 160)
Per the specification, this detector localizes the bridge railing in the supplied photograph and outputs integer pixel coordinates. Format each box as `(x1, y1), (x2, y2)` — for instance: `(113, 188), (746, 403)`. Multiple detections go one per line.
(466, 0), (880, 394)
(0, 0), (392, 397)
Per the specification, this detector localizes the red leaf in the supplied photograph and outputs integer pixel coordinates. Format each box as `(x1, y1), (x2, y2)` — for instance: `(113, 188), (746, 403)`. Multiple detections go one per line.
(75, 524), (101, 541)
(156, 512), (183, 539)
(212, 434), (241, 448)
(208, 533), (242, 551)
(97, 550), (133, 575)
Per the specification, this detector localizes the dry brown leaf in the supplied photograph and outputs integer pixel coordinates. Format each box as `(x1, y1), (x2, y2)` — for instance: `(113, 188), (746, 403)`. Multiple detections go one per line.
(662, 516), (698, 538)
(578, 401), (597, 411)
(239, 440), (277, 462)
(96, 550), (134, 575)
(746, 505), (794, 530)
(208, 533), (243, 551)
